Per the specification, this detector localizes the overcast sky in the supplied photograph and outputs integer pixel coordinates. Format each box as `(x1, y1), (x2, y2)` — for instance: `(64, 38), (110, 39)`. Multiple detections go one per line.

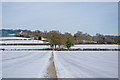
(2, 2), (118, 35)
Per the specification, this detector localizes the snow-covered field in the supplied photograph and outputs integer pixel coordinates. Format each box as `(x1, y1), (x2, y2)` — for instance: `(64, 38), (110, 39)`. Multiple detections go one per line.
(54, 51), (118, 78)
(2, 51), (51, 78)
(0, 37), (48, 44)
(2, 51), (118, 78)
(0, 40), (48, 44)
(1, 45), (50, 49)
(0, 44), (118, 49)
(71, 44), (118, 49)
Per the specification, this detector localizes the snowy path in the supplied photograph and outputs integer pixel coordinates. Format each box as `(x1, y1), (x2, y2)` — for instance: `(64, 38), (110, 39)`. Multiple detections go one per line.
(54, 51), (118, 78)
(2, 51), (51, 78)
(45, 52), (57, 78)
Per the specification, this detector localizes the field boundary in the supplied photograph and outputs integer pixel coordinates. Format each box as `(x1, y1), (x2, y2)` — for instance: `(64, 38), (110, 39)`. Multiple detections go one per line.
(0, 43), (119, 46)
(1, 48), (120, 51)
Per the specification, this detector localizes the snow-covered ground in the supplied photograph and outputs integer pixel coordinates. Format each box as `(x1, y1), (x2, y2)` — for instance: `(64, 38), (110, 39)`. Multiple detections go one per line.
(0, 44), (118, 49)
(54, 51), (118, 78)
(1, 45), (50, 49)
(2, 51), (51, 78)
(0, 40), (48, 44)
(0, 37), (48, 44)
(71, 44), (118, 49)
(2, 51), (118, 78)
(0, 37), (31, 40)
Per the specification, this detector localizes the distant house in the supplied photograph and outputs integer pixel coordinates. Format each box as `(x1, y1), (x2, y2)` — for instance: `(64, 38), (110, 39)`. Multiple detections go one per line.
(31, 37), (35, 40)
(41, 37), (47, 41)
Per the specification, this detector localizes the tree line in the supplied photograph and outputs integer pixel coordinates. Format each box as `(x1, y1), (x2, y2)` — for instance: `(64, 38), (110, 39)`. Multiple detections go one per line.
(15, 30), (120, 50)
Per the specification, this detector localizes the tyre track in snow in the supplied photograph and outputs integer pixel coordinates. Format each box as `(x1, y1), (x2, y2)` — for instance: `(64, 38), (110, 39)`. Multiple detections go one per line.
(54, 52), (117, 78)
(2, 53), (31, 61)
(58, 53), (108, 77)
(3, 51), (51, 78)
(3, 52), (48, 69)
